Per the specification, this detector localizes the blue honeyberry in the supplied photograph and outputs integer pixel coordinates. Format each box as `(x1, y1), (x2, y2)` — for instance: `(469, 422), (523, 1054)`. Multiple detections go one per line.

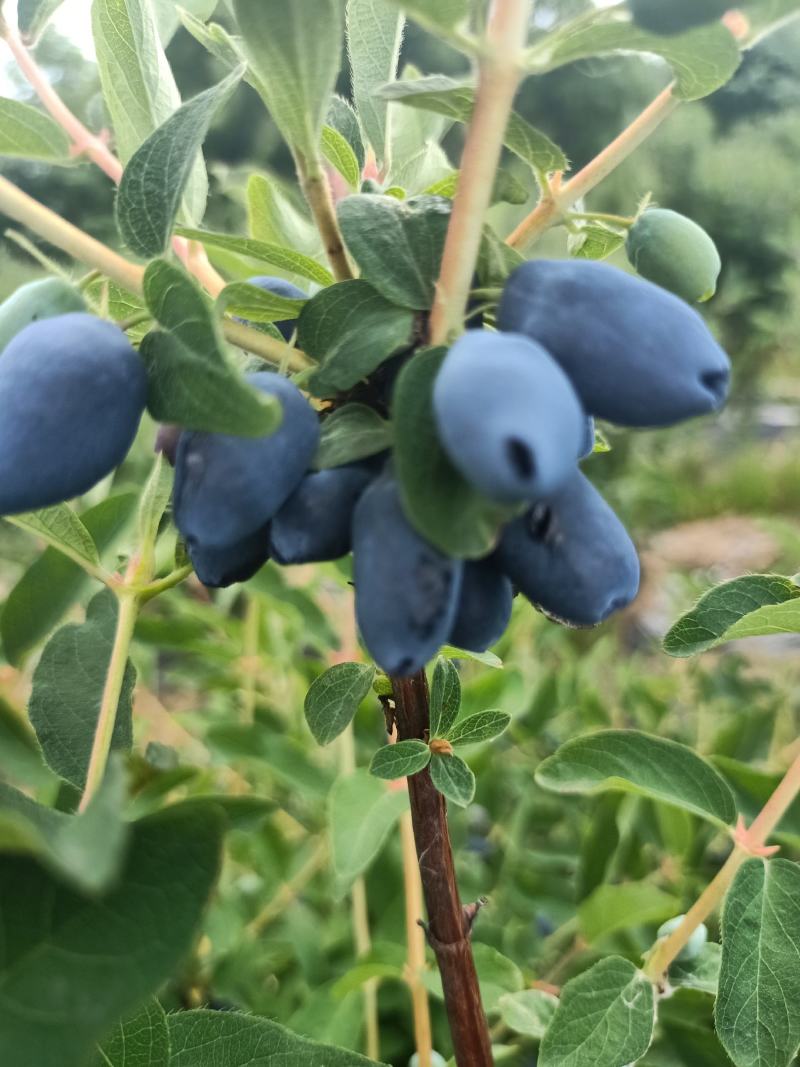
(173, 371), (319, 559)
(498, 259), (731, 428)
(0, 313), (146, 516)
(579, 415), (596, 461)
(269, 462), (374, 565)
(494, 470), (640, 627)
(449, 558), (514, 653)
(352, 475), (463, 678)
(186, 524), (271, 589)
(629, 0), (729, 35)
(432, 330), (584, 504)
(245, 276), (307, 341)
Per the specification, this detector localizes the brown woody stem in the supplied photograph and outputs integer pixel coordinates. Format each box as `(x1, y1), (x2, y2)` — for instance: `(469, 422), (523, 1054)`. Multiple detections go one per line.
(392, 671), (493, 1067)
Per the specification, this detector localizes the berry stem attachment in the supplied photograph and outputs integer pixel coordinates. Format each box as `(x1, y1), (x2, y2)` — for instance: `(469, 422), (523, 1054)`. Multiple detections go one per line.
(78, 588), (139, 813)
(391, 671), (493, 1067)
(428, 0), (534, 346)
(506, 84), (680, 252)
(644, 749), (800, 981)
(0, 174), (313, 373)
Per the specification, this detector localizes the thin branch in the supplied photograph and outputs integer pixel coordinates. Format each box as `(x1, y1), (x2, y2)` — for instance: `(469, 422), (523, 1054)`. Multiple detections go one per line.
(400, 808), (434, 1067)
(246, 842), (328, 936)
(429, 0), (533, 344)
(296, 153), (354, 282)
(644, 750), (800, 980)
(506, 84), (680, 252)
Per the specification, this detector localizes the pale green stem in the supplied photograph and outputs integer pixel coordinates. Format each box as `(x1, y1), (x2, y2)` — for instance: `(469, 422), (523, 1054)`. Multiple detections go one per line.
(78, 591), (139, 813)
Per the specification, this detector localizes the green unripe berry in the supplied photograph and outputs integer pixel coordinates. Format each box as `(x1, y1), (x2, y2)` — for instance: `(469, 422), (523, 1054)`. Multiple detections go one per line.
(657, 915), (708, 961)
(0, 277), (86, 355)
(626, 209), (721, 304)
(629, 0), (729, 35)
(409, 1053), (447, 1067)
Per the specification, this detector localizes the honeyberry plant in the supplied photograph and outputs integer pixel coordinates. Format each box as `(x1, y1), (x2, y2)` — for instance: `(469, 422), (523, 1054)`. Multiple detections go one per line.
(0, 0), (798, 1065)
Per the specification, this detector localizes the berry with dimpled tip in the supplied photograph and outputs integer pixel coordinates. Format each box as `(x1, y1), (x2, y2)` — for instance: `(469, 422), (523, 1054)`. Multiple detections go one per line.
(494, 470), (640, 627)
(433, 331), (584, 504)
(352, 475), (463, 677)
(498, 259), (731, 428)
(0, 313), (146, 516)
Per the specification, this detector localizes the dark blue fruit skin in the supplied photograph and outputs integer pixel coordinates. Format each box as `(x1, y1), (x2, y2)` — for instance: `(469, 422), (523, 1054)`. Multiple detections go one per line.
(173, 371), (319, 554)
(0, 313), (146, 516)
(498, 259), (731, 428)
(494, 470), (640, 627)
(269, 463), (374, 565)
(353, 476), (463, 677)
(433, 331), (584, 504)
(246, 276), (307, 341)
(579, 416), (596, 460)
(187, 523), (271, 589)
(629, 0), (729, 35)
(449, 559), (513, 653)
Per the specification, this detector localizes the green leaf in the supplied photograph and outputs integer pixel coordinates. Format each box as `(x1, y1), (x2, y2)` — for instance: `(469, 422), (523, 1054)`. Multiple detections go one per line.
(393, 347), (515, 558)
(6, 505), (99, 570)
(328, 95), (366, 171)
(338, 193), (451, 309)
(426, 167), (530, 207)
(174, 227), (334, 286)
(498, 989), (559, 1039)
(526, 8), (741, 102)
(168, 1008), (386, 1065)
(716, 859), (800, 1067)
(578, 881), (681, 944)
(386, 0), (467, 32)
(423, 941), (522, 1013)
(216, 281), (307, 324)
(664, 574), (800, 657)
(0, 758), (127, 894)
(448, 709), (510, 747)
(92, 0), (207, 221)
(0, 99), (72, 163)
(304, 662), (377, 746)
(0, 696), (54, 790)
(314, 404), (392, 469)
(232, 0), (347, 159)
(568, 222), (626, 261)
(539, 957), (656, 1067)
(16, 0), (68, 44)
(0, 803), (224, 1067)
(117, 66), (243, 257)
(429, 656), (461, 738)
(137, 453), (173, 553)
(140, 260), (282, 436)
(28, 589), (135, 790)
(712, 755), (800, 842)
(247, 173), (321, 256)
(328, 768), (409, 895)
(299, 280), (414, 396)
(535, 729), (737, 829)
(370, 740), (431, 780)
(376, 77), (567, 174)
(669, 942), (721, 996)
(153, 0), (219, 46)
(439, 643), (503, 668)
(346, 0), (404, 165)
(429, 752), (475, 807)
(321, 125), (362, 190)
(95, 999), (171, 1067)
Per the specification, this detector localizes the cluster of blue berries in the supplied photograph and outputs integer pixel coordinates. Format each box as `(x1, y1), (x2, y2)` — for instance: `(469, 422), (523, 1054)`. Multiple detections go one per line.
(0, 257), (730, 681)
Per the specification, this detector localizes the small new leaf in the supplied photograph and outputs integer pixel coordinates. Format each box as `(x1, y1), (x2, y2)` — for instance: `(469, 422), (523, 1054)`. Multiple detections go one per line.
(429, 752), (475, 807)
(6, 504), (100, 571)
(370, 740), (431, 780)
(117, 66), (244, 257)
(429, 656), (461, 738)
(321, 125), (362, 189)
(448, 710), (510, 747)
(304, 662), (376, 746)
(346, 0), (404, 165)
(174, 227), (334, 287)
(498, 989), (558, 1039)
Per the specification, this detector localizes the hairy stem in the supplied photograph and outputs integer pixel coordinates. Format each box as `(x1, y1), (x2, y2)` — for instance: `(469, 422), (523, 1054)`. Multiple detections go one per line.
(78, 591), (139, 812)
(0, 174), (312, 372)
(429, 0), (533, 345)
(296, 153), (354, 282)
(506, 84), (680, 251)
(644, 750), (800, 980)
(392, 671), (493, 1067)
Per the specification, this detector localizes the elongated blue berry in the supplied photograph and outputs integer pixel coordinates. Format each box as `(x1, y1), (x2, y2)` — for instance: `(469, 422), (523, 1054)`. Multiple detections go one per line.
(353, 476), (463, 677)
(498, 259), (731, 427)
(0, 313), (146, 515)
(173, 371), (319, 557)
(187, 525), (271, 589)
(449, 559), (514, 653)
(246, 276), (307, 341)
(494, 471), (640, 627)
(433, 331), (584, 504)
(270, 463), (374, 565)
